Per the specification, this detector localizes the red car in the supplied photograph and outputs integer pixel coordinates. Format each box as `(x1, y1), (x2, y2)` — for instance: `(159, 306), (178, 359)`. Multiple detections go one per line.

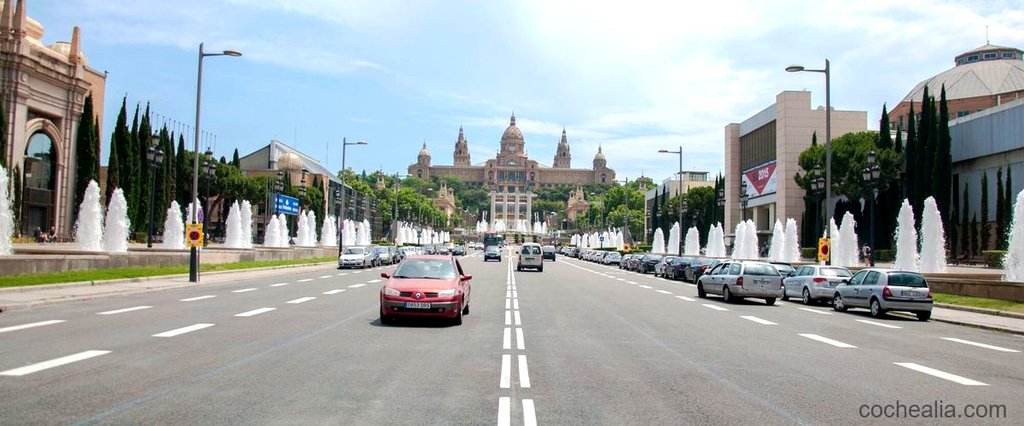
(379, 255), (473, 325)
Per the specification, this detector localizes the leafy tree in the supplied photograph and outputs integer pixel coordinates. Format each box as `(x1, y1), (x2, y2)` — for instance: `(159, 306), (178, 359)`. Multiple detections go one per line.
(980, 172), (990, 251)
(73, 93), (99, 222)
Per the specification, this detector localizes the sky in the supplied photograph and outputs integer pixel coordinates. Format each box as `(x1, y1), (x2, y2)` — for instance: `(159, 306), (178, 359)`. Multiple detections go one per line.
(28, 0), (1024, 184)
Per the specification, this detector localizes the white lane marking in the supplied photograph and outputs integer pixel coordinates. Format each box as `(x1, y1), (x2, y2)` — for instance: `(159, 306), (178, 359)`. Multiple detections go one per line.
(505, 311), (512, 325)
(627, 281), (639, 285)
(0, 350), (110, 376)
(514, 310), (522, 326)
(287, 297), (316, 304)
(702, 304), (728, 311)
(505, 299), (511, 309)
(348, 283), (366, 288)
(798, 307), (832, 315)
(617, 278), (626, 281)
(270, 283), (289, 287)
(894, 362), (988, 386)
(368, 279), (382, 283)
(512, 291), (518, 298)
(638, 285), (653, 289)
(675, 296), (695, 302)
(180, 295), (215, 302)
(942, 337), (1020, 353)
(0, 320), (65, 334)
(323, 289), (345, 295)
(516, 328), (525, 350)
(336, 272), (348, 276)
(497, 397), (511, 426)
(500, 354), (511, 388)
(318, 275), (332, 279)
(656, 290), (673, 295)
(152, 323), (214, 337)
(740, 315), (778, 325)
(513, 299), (520, 310)
(503, 328), (511, 350)
(97, 306), (152, 315)
(856, 319), (902, 329)
(506, 291), (512, 298)
(522, 399), (537, 426)
(232, 288), (257, 293)
(352, 271), (363, 274)
(235, 308), (276, 317)
(297, 278), (314, 283)
(799, 333), (857, 348)
(518, 355), (531, 388)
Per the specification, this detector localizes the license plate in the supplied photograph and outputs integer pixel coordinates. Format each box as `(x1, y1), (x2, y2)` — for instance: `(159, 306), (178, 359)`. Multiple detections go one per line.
(404, 302), (431, 309)
(829, 282), (839, 287)
(902, 290), (920, 297)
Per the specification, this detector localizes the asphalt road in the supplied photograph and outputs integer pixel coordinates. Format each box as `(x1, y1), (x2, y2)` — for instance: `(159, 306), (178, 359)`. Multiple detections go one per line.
(1, 249), (1021, 425)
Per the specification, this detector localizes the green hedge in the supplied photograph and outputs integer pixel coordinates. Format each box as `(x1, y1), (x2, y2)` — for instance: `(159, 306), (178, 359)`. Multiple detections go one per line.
(982, 250), (1006, 268)
(801, 248), (816, 260)
(874, 249), (894, 262)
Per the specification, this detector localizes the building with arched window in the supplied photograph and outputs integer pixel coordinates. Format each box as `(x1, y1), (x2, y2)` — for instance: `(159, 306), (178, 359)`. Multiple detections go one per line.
(0, 0), (107, 236)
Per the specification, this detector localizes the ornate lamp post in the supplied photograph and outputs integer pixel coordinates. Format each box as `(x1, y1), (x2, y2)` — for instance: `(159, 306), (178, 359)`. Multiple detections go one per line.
(146, 134), (165, 248)
(739, 179), (749, 222)
(658, 147), (684, 253)
(862, 151), (881, 264)
(811, 164), (826, 241)
(202, 149), (215, 247)
(717, 187), (725, 225)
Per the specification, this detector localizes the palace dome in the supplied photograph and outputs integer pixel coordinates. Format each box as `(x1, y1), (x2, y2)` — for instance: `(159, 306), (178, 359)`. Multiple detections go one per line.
(901, 44), (1024, 102)
(277, 152), (303, 171)
(48, 41), (89, 66)
(501, 114), (523, 144)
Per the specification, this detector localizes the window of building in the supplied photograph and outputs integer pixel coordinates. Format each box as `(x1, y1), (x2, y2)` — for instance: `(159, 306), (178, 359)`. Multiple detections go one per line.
(967, 55), (979, 62)
(1003, 52), (1016, 59)
(983, 52), (997, 59)
(957, 111), (969, 118)
(25, 132), (56, 190)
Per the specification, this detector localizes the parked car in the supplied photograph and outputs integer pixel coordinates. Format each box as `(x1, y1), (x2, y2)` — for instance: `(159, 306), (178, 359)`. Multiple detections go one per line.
(602, 251), (622, 266)
(542, 245), (557, 261)
(374, 246), (396, 265)
(771, 262), (795, 278)
(452, 245), (466, 256)
(832, 268), (933, 320)
(517, 243), (544, 272)
(697, 260), (783, 305)
(782, 265), (852, 304)
(684, 258), (720, 283)
(619, 254), (634, 269)
(624, 253), (644, 271)
(338, 246), (374, 269)
(638, 254), (663, 274)
(665, 256), (693, 281)
(654, 256), (678, 278)
(484, 245), (502, 262)
(379, 255), (472, 325)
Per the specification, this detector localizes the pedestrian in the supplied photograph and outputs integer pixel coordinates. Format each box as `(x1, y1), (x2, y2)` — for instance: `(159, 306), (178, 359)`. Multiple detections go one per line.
(861, 244), (873, 267)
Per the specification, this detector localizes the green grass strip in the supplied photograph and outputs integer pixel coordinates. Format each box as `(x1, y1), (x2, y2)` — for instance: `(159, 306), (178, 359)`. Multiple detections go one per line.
(0, 257), (335, 289)
(933, 293), (1024, 314)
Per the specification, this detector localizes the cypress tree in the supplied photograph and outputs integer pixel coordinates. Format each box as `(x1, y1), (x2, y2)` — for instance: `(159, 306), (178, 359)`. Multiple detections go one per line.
(12, 165), (20, 231)
(135, 105), (153, 235)
(232, 148), (240, 168)
(916, 88), (933, 218)
(960, 183), (970, 256)
(905, 103), (917, 208)
(127, 105), (142, 232)
(175, 134), (187, 206)
(933, 85), (952, 228)
(877, 104), (892, 150)
(996, 168), (1005, 250)
(0, 94), (7, 169)
(650, 186), (659, 242)
(105, 140), (120, 204)
(980, 172), (990, 251)
(110, 97), (129, 205)
(971, 213), (979, 256)
(950, 174), (960, 256)
(73, 93), (99, 221)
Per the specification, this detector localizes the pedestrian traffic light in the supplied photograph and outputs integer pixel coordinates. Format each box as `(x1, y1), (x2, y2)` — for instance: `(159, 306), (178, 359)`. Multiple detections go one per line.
(817, 238), (830, 263)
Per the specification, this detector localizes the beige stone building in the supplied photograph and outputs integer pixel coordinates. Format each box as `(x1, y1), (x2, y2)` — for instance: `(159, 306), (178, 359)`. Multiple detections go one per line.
(0, 0), (106, 236)
(724, 91), (867, 236)
(409, 114), (615, 224)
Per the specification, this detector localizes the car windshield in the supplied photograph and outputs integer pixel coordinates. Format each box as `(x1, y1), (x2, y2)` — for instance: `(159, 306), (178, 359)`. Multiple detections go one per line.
(374, 247), (389, 254)
(820, 267), (852, 277)
(522, 246), (541, 254)
(486, 246), (499, 253)
(888, 272), (928, 287)
(343, 247), (365, 255)
(745, 264), (780, 276)
(542, 246), (555, 253)
(393, 259), (457, 280)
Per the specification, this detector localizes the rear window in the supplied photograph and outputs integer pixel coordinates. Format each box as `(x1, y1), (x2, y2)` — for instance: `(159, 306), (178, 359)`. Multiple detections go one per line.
(745, 264), (780, 276)
(888, 272), (927, 288)
(820, 268), (852, 278)
(645, 255), (663, 261)
(522, 246), (541, 254)
(542, 246), (555, 253)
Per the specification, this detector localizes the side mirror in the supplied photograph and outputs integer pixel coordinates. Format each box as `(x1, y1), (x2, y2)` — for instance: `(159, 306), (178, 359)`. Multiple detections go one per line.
(462, 274), (473, 281)
(840, 279), (849, 284)
(380, 272), (391, 279)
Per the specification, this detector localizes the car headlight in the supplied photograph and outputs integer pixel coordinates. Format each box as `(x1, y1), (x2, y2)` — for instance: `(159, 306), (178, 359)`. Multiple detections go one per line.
(438, 289), (458, 297)
(383, 287), (400, 296)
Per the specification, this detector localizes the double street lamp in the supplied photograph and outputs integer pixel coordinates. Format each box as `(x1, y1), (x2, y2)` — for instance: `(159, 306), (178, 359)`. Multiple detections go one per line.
(862, 151), (881, 264)
(658, 147), (684, 254)
(787, 59), (832, 243)
(338, 138), (367, 257)
(146, 134), (164, 248)
(202, 149), (215, 247)
(739, 179), (749, 222)
(189, 42), (241, 282)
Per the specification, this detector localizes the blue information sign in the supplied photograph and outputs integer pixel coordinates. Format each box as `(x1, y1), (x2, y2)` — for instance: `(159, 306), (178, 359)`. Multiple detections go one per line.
(275, 194), (300, 215)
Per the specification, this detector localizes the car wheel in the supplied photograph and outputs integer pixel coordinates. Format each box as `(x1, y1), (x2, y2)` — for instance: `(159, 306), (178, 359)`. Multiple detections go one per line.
(722, 286), (733, 303)
(870, 298), (886, 318)
(538, 266), (544, 272)
(453, 305), (464, 325)
(463, 301), (470, 315)
(379, 306), (392, 325)
(697, 283), (707, 298)
(764, 297), (776, 306)
(916, 311), (931, 321)
(832, 293), (847, 312)
(780, 285), (789, 301)
(517, 264), (522, 271)
(802, 288), (812, 305)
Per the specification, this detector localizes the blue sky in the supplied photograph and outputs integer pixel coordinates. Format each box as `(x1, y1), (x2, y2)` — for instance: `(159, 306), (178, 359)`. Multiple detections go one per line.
(29, 0), (1024, 184)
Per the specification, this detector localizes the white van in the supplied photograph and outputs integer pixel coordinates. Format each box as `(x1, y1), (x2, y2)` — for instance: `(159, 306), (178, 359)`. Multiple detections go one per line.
(517, 243), (544, 272)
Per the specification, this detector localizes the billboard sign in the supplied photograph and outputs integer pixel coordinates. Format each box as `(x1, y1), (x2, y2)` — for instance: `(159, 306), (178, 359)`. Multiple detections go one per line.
(742, 162), (778, 198)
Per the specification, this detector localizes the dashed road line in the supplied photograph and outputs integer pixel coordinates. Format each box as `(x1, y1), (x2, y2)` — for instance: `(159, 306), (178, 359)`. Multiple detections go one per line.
(506, 291), (512, 298)
(287, 297), (317, 304)
(336, 273), (348, 276)
(798, 307), (832, 315)
(297, 278), (314, 283)
(497, 397), (511, 426)
(270, 283), (289, 287)
(180, 295), (215, 302)
(235, 308), (276, 317)
(856, 319), (901, 329)
(505, 299), (511, 309)
(675, 296), (695, 302)
(348, 283), (366, 288)
(97, 306), (152, 315)
(516, 328), (525, 350)
(513, 299), (519, 310)
(656, 289), (673, 295)
(318, 275), (332, 279)
(153, 323), (214, 337)
(740, 315), (778, 325)
(500, 354), (511, 388)
(233, 288), (258, 293)
(323, 289), (345, 295)
(942, 337), (1020, 353)
(518, 355), (531, 388)
(514, 311), (522, 326)
(368, 279), (382, 283)
(799, 333), (856, 348)
(505, 311), (512, 326)
(638, 285), (653, 289)
(503, 328), (511, 350)
(0, 350), (111, 376)
(894, 362), (987, 386)
(523, 399), (537, 426)
(702, 304), (728, 311)
(0, 320), (65, 334)
(627, 281), (638, 285)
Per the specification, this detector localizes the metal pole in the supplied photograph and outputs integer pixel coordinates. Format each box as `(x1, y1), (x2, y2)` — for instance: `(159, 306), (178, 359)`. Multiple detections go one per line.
(147, 161), (157, 248)
(677, 147), (683, 254)
(189, 43), (204, 283)
(824, 59), (832, 265)
(338, 137), (347, 258)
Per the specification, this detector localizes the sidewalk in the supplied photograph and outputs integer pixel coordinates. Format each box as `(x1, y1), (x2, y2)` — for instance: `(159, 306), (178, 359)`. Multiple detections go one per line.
(0, 262), (337, 312)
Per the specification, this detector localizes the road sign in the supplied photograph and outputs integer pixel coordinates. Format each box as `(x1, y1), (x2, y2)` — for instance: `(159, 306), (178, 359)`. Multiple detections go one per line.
(275, 194), (300, 215)
(186, 223), (204, 248)
(817, 238), (830, 263)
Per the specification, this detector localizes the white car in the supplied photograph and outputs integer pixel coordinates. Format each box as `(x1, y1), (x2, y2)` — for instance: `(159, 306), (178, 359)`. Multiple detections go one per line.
(517, 243), (544, 272)
(338, 246), (373, 269)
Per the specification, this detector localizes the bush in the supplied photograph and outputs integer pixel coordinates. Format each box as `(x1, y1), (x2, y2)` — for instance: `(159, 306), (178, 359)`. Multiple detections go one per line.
(982, 250), (1006, 268)
(874, 249), (894, 263)
(801, 248), (817, 260)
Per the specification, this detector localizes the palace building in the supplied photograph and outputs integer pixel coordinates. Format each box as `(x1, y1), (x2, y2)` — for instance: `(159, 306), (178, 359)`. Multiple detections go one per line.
(409, 114), (614, 224)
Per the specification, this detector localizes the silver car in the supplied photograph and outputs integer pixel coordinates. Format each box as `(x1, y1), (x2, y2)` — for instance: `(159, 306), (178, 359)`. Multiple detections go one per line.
(782, 265), (852, 305)
(831, 268), (933, 321)
(697, 260), (783, 305)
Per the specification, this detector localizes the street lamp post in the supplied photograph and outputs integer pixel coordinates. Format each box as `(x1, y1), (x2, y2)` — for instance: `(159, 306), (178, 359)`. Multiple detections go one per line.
(146, 134), (164, 248)
(811, 164), (826, 242)
(202, 149), (215, 247)
(862, 151), (881, 265)
(739, 179), (749, 222)
(338, 138), (367, 258)
(717, 187), (725, 225)
(189, 42), (241, 282)
(787, 59), (832, 242)
(658, 147), (684, 254)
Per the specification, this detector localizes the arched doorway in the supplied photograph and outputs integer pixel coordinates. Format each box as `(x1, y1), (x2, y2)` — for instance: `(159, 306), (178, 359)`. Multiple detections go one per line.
(23, 131), (57, 236)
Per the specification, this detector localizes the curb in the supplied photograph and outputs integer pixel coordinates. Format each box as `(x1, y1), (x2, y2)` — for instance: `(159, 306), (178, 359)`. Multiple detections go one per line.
(934, 302), (1024, 320)
(929, 317), (1024, 336)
